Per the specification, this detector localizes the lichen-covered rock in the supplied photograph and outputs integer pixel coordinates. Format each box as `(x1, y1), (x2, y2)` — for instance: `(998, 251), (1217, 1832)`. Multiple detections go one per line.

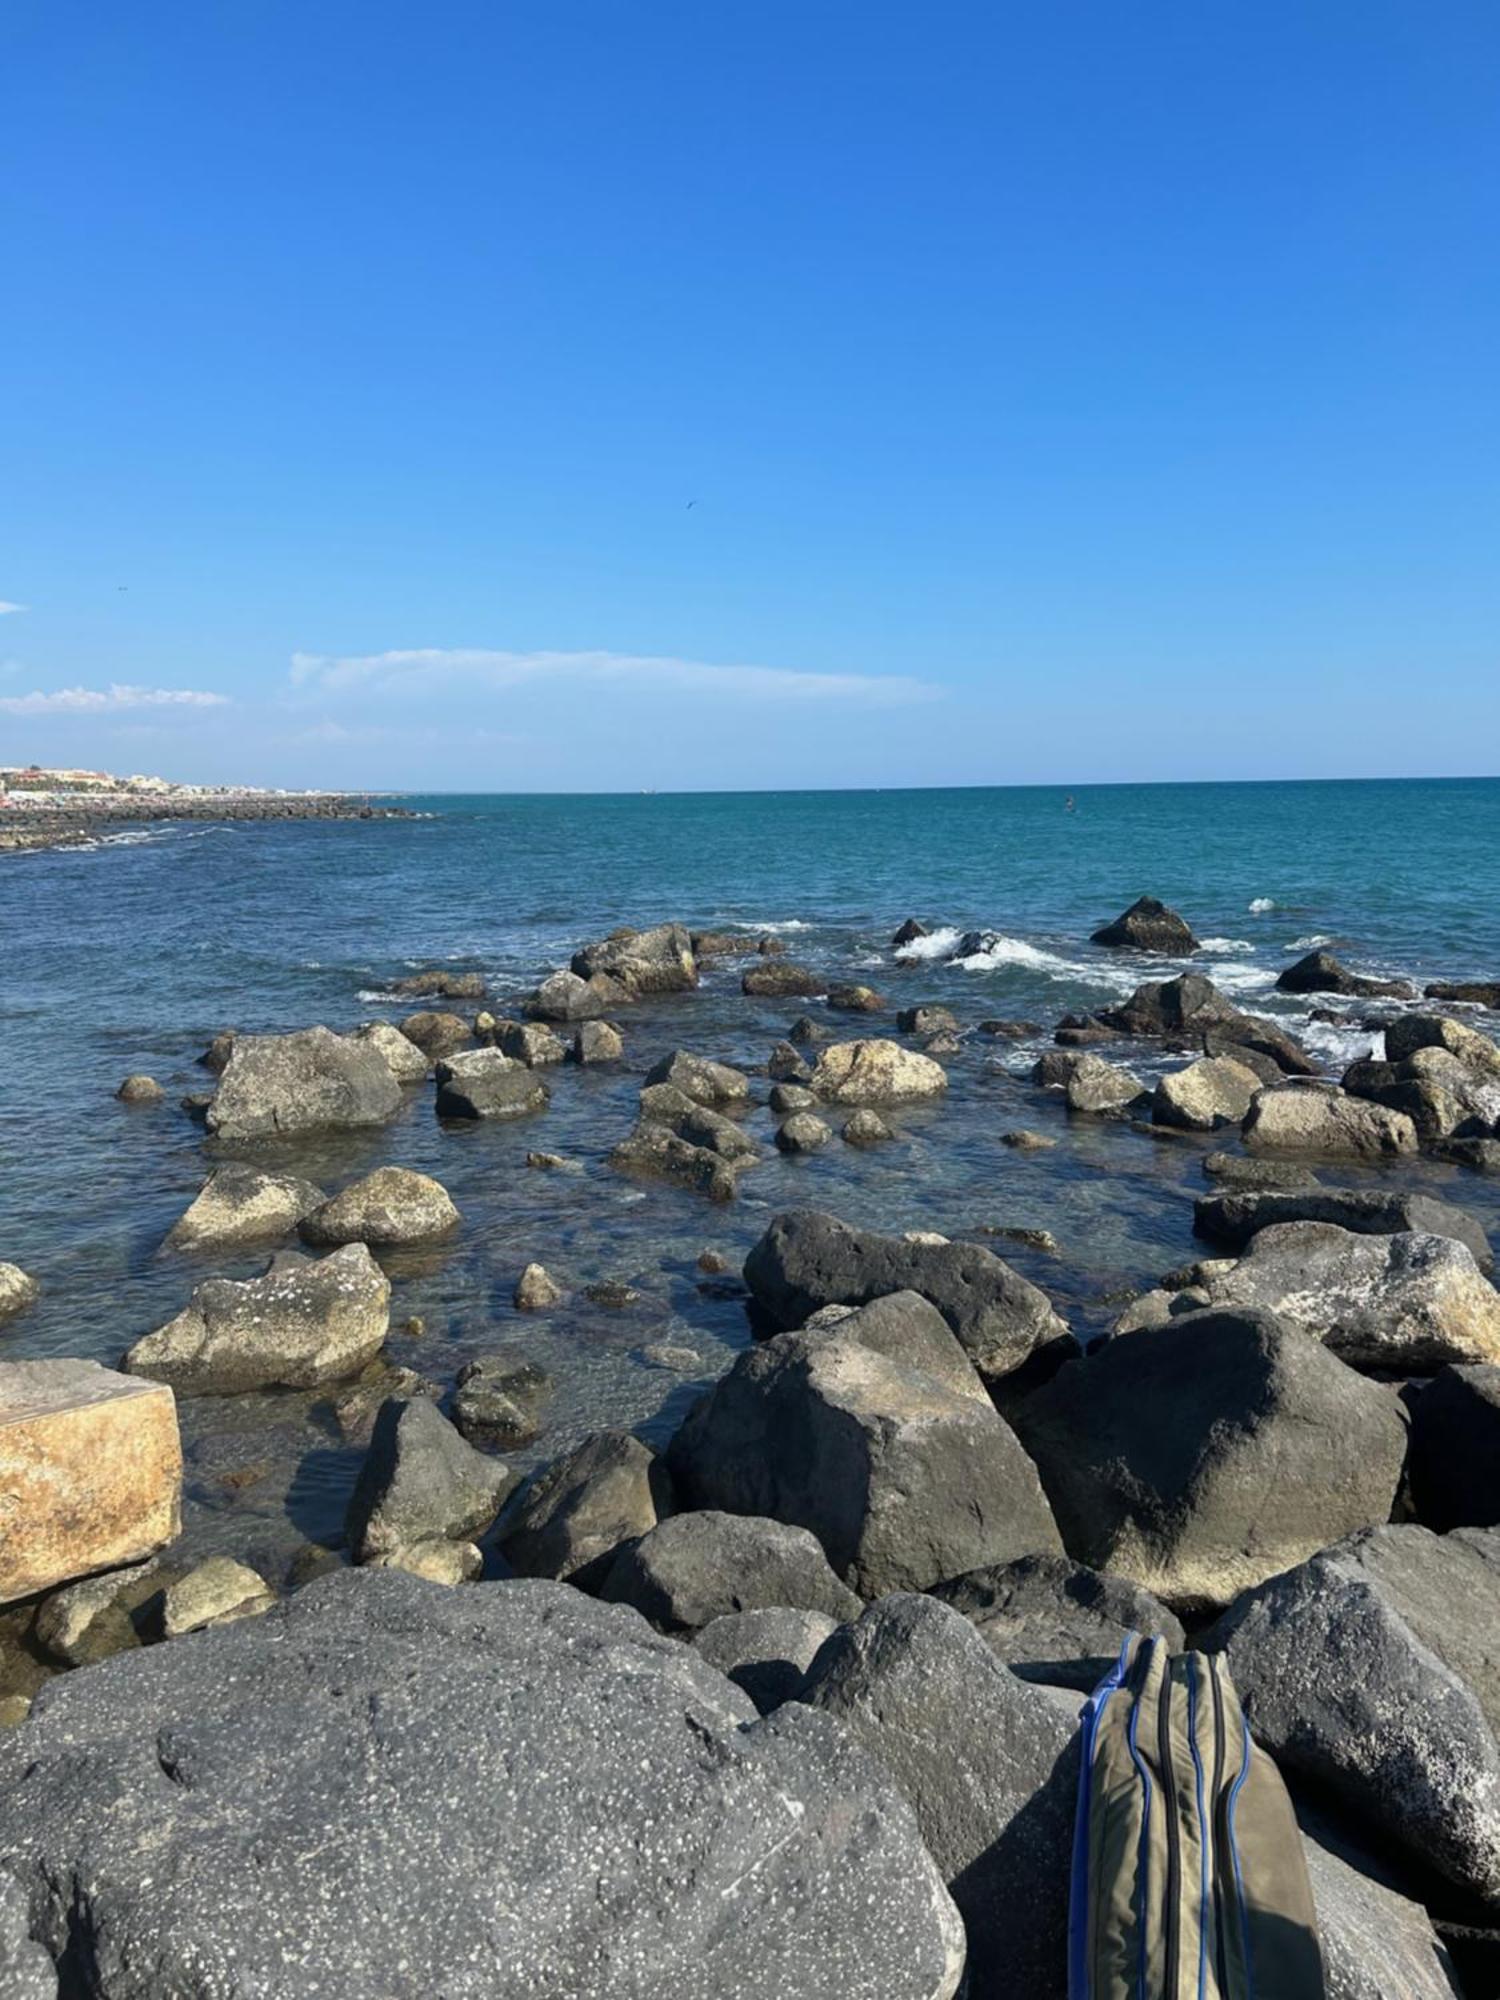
(1242, 1082), (1417, 1157)
(0, 1360), (181, 1605)
(1152, 1055), (1262, 1131)
(115, 1074), (163, 1105)
(164, 1165), (326, 1252)
(498, 1430), (676, 1590)
(667, 1292), (1062, 1597)
(1009, 1306), (1407, 1610)
(600, 1512), (862, 1631)
(434, 1048), (550, 1120)
(345, 1397), (517, 1563)
(160, 1557), (275, 1637)
(776, 1112), (832, 1153)
(524, 967), (630, 1021)
(451, 1350), (553, 1449)
(742, 960), (823, 998)
(299, 1166), (460, 1247)
(352, 1019), (431, 1082)
(397, 1009), (472, 1057)
(644, 1049), (750, 1107)
(1064, 1053), (1147, 1116)
(0, 1570), (967, 2000)
(1198, 1222), (1500, 1370)
(514, 1261), (564, 1311)
(568, 1019), (623, 1063)
(571, 922), (698, 997)
(0, 1263), (40, 1320)
(1385, 1011), (1500, 1078)
(1193, 1183), (1492, 1270)
(811, 1038), (947, 1104)
(124, 1244), (390, 1394)
(206, 1026), (403, 1140)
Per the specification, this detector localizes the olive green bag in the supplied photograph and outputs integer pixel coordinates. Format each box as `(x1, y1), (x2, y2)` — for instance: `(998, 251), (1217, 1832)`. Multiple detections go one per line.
(1069, 1634), (1326, 2000)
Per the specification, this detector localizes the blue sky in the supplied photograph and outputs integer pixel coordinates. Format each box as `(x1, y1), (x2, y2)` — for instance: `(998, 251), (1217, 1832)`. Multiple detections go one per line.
(3, 3), (1498, 790)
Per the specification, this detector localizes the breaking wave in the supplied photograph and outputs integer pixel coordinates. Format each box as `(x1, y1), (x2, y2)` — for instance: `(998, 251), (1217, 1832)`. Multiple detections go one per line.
(1248, 897), (1276, 914)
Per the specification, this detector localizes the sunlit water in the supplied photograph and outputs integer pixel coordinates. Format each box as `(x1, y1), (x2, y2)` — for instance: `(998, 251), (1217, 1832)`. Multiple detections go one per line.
(3, 779), (1499, 1583)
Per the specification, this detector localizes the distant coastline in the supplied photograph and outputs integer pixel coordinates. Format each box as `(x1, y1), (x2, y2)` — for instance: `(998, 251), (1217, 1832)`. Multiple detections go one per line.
(0, 766), (411, 856)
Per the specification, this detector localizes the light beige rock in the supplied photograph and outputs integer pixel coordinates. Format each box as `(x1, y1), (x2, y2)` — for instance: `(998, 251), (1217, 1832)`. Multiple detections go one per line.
(299, 1167), (460, 1247)
(161, 1557), (274, 1636)
(124, 1244), (390, 1394)
(0, 1360), (181, 1605)
(1243, 1084), (1418, 1158)
(353, 1019), (430, 1083)
(515, 1262), (563, 1311)
(811, 1038), (948, 1105)
(164, 1165), (325, 1252)
(0, 1264), (39, 1321)
(1386, 1013), (1500, 1079)
(1152, 1056), (1262, 1132)
(366, 1539), (482, 1584)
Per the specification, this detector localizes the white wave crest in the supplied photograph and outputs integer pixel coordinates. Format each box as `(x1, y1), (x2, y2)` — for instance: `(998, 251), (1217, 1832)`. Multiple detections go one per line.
(1248, 897), (1276, 914)
(1298, 1017), (1378, 1068)
(729, 917), (814, 933)
(1198, 937), (1253, 954)
(894, 925), (964, 963)
(1202, 960), (1277, 995)
(954, 935), (1096, 980)
(1287, 934), (1333, 952)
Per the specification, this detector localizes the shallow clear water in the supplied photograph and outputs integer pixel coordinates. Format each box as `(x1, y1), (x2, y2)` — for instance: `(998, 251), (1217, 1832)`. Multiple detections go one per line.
(3, 778), (1499, 1580)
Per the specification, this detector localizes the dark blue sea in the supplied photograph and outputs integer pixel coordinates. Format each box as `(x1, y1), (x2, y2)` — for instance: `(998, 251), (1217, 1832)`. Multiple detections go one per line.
(4, 778), (1500, 1570)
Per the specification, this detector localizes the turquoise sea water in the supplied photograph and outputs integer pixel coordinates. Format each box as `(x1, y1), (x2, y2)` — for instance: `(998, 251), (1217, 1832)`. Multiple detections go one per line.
(3, 777), (1499, 1573)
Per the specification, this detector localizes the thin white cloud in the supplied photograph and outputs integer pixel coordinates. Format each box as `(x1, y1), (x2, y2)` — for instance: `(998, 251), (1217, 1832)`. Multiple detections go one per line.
(0, 683), (229, 716)
(289, 646), (941, 708)
(0, 602), (26, 616)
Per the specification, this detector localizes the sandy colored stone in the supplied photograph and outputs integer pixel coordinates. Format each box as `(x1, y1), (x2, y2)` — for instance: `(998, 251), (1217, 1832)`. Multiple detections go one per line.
(810, 1038), (948, 1105)
(0, 1265), (39, 1321)
(0, 1360), (181, 1605)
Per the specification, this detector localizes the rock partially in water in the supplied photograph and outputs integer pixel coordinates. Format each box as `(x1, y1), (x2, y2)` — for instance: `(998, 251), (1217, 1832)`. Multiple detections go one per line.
(1090, 895), (1200, 953)
(767, 1039), (812, 1083)
(568, 1019), (623, 1063)
(744, 1209), (1070, 1386)
(1387, 1009), (1500, 1078)
(644, 1048), (751, 1107)
(352, 1018), (430, 1081)
(125, 1244), (390, 1395)
(769, 1082), (817, 1113)
(999, 1128), (1055, 1151)
(165, 1164), (325, 1252)
(33, 1557), (169, 1667)
(570, 922), (698, 997)
(930, 1552), (1184, 1692)
(636, 1083), (760, 1161)
(826, 982), (885, 1014)
(299, 1166), (460, 1247)
(1064, 1052), (1147, 1116)
(843, 1108), (893, 1145)
(787, 1013), (828, 1043)
(160, 1557), (275, 1637)
(1152, 1055), (1261, 1131)
(0, 1360), (181, 1605)
(492, 1019), (567, 1067)
(667, 1291), (1063, 1597)
(452, 1350), (554, 1450)
(514, 1261), (564, 1311)
(692, 1607), (839, 1714)
(897, 1004), (959, 1036)
(1426, 979), (1500, 1008)
(1276, 949), (1411, 998)
(0, 1570), (966, 2000)
(811, 1038), (947, 1104)
(1009, 1306), (1407, 1610)
(1207, 1523), (1500, 1903)
(0, 1263), (40, 1320)
(434, 1048), (550, 1120)
(115, 1073), (162, 1105)
(1193, 1183), (1493, 1270)
(524, 967), (630, 1021)
(891, 917), (928, 946)
(600, 1511), (862, 1632)
(798, 1592), (1079, 2000)
(776, 1112), (832, 1154)
(1197, 1221), (1500, 1369)
(1408, 1363), (1500, 1530)
(1243, 1082), (1418, 1157)
(345, 1397), (517, 1563)
(742, 960), (823, 998)
(206, 1026), (403, 1141)
(498, 1430), (676, 1589)
(365, 1538), (482, 1584)
(609, 1121), (743, 1203)
(1201, 1150), (1319, 1189)
(389, 967), (486, 1001)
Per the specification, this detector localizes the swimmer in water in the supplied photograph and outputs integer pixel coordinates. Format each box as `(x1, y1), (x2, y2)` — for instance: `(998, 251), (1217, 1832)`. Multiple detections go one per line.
(1064, 795), (1076, 812)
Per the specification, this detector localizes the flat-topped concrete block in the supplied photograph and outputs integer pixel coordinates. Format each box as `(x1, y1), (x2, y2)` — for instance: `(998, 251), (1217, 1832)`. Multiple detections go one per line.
(0, 1359), (181, 1604)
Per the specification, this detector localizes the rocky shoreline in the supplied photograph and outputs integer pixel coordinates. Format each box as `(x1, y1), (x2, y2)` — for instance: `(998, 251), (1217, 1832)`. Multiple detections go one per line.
(0, 791), (411, 855)
(3, 904), (1499, 1994)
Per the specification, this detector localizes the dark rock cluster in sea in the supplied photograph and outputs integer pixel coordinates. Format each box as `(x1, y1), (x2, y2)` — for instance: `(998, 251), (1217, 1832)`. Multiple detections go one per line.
(3, 898), (1500, 1994)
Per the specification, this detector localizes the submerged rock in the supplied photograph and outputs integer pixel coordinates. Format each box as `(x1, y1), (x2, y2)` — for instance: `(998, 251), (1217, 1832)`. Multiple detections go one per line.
(930, 1553), (1184, 1692)
(667, 1291), (1063, 1597)
(610, 1122), (743, 1203)
(299, 1167), (460, 1247)
(810, 1038), (947, 1104)
(1208, 1524), (1500, 1903)
(0, 1571), (966, 2000)
(206, 1026), (403, 1140)
(345, 1396), (517, 1563)
(451, 1350), (554, 1449)
(600, 1512), (862, 1631)
(1090, 895), (1200, 953)
(124, 1244), (390, 1394)
(434, 1048), (550, 1120)
(1009, 1306), (1407, 1609)
(498, 1430), (676, 1590)
(744, 1209), (1070, 1385)
(742, 961), (823, 998)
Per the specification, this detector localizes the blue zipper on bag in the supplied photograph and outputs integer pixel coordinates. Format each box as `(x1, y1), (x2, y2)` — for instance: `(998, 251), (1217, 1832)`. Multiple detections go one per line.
(1067, 1633), (1136, 2000)
(1225, 1709), (1257, 1998)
